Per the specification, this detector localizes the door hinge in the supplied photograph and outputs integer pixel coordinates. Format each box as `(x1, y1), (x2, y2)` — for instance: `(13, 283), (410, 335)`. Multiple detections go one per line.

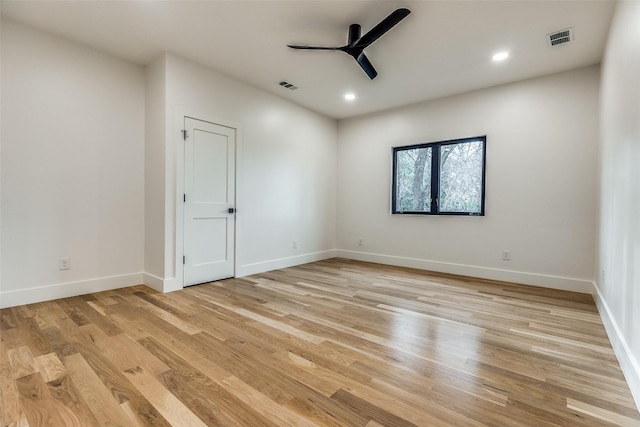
(183, 255), (186, 265)
(181, 129), (188, 140)
(183, 193), (186, 203)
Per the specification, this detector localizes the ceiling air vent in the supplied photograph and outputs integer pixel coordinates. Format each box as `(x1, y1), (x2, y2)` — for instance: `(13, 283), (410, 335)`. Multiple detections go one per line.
(278, 81), (299, 90)
(547, 28), (573, 47)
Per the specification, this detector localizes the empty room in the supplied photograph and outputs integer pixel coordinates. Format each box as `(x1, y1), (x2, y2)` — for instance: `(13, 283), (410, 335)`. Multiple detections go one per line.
(1, 0), (639, 426)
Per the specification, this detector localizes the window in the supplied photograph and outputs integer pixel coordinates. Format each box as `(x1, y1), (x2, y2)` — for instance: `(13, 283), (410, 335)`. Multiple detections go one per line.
(392, 136), (486, 215)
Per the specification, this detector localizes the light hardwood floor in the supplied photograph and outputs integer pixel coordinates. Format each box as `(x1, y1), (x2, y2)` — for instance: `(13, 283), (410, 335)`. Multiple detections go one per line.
(1, 258), (639, 426)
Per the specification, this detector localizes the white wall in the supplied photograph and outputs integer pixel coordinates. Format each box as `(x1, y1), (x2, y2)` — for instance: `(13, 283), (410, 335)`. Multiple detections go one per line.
(147, 54), (337, 291)
(0, 19), (145, 307)
(337, 66), (600, 292)
(596, 0), (640, 408)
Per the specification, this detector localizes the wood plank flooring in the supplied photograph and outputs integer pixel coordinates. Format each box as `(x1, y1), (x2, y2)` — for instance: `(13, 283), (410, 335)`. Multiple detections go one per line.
(1, 258), (639, 426)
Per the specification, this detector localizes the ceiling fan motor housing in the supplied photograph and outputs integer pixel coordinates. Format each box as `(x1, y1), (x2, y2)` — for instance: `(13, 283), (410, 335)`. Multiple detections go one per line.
(348, 24), (361, 45)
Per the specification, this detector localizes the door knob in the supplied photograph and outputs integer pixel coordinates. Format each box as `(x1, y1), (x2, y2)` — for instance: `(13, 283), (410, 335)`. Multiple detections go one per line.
(228, 208), (235, 214)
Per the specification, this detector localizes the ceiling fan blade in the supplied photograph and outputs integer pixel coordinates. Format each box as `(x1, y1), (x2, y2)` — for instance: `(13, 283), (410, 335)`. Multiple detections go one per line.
(356, 53), (378, 79)
(287, 44), (343, 51)
(354, 8), (411, 49)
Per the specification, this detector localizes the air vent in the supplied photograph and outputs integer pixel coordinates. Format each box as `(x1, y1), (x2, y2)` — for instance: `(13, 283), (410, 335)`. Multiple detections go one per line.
(278, 81), (299, 90)
(547, 28), (573, 47)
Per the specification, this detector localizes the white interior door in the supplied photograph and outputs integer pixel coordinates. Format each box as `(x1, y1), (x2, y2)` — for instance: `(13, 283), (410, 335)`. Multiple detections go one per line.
(183, 117), (236, 286)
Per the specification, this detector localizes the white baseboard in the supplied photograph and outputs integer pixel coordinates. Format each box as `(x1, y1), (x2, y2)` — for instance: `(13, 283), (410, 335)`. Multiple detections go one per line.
(336, 250), (594, 293)
(145, 250), (337, 293)
(237, 250), (336, 278)
(151, 250), (337, 292)
(0, 273), (143, 309)
(593, 283), (640, 411)
(142, 274), (182, 293)
(142, 273), (165, 292)
(161, 277), (182, 293)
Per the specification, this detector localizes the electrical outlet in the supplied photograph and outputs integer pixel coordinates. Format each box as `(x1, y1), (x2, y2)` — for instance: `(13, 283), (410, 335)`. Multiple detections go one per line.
(59, 257), (71, 270)
(502, 250), (511, 261)
(292, 240), (298, 250)
(358, 237), (364, 246)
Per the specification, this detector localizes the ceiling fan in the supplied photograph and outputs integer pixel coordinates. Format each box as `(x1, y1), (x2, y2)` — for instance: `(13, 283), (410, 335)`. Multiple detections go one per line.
(287, 8), (411, 80)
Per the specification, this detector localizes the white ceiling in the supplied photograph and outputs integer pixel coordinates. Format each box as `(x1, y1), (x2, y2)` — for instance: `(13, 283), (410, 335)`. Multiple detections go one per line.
(1, 0), (615, 119)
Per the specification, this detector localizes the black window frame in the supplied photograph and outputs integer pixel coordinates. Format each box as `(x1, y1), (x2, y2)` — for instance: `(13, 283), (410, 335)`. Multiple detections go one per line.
(391, 135), (486, 216)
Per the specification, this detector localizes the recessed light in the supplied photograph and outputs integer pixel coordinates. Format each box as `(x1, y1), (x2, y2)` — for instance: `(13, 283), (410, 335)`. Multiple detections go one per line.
(492, 51), (509, 62)
(344, 93), (356, 101)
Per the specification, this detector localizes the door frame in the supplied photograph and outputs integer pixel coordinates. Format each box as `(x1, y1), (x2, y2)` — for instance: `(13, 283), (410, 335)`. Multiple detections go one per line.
(174, 107), (241, 289)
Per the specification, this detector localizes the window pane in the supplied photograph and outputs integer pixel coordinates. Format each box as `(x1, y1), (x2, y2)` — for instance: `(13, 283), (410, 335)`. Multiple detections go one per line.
(395, 147), (431, 212)
(439, 140), (483, 213)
